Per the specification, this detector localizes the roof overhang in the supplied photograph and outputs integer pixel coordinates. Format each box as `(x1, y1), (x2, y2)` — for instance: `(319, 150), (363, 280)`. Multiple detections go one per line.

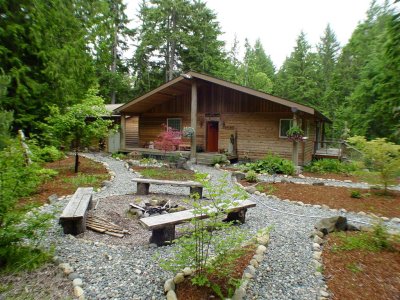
(117, 71), (331, 123)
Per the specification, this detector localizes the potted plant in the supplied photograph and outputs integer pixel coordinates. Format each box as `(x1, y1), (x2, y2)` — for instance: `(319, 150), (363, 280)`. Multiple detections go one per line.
(286, 125), (304, 142)
(182, 126), (195, 138)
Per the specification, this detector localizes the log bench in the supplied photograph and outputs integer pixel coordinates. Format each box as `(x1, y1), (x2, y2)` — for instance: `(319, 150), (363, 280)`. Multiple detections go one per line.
(132, 178), (203, 198)
(59, 187), (94, 235)
(139, 199), (256, 246)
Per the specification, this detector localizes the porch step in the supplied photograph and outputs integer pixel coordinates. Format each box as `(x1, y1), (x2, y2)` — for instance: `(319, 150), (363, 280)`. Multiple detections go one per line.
(196, 153), (226, 165)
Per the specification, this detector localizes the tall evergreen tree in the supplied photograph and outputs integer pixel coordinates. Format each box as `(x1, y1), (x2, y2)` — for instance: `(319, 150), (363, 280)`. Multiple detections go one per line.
(0, 0), (96, 135)
(275, 31), (319, 106)
(132, 0), (227, 96)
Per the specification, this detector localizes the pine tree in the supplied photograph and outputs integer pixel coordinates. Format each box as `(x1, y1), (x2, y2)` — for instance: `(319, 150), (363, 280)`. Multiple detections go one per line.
(275, 31), (319, 106)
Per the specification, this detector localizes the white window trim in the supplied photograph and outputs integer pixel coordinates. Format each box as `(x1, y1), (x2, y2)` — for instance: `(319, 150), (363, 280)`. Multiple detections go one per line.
(166, 118), (182, 131)
(279, 119), (293, 138)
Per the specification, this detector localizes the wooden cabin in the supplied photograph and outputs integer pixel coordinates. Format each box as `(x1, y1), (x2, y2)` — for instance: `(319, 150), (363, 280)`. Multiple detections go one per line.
(116, 72), (330, 166)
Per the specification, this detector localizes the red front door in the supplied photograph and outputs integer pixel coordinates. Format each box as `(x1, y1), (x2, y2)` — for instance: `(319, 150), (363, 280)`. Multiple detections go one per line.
(206, 121), (219, 152)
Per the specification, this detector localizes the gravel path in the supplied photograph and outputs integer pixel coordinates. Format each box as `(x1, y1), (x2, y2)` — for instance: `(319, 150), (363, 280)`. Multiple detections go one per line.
(38, 155), (399, 300)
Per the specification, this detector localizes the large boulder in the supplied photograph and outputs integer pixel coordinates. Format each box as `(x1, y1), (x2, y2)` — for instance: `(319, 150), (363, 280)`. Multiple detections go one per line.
(232, 171), (246, 181)
(315, 216), (359, 235)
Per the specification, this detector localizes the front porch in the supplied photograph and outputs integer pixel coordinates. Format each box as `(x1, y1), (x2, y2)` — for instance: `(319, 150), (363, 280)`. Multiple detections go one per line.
(120, 147), (238, 165)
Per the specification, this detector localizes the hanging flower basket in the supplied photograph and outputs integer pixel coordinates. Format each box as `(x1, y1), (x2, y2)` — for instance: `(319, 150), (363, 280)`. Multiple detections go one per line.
(286, 125), (304, 142)
(183, 126), (195, 138)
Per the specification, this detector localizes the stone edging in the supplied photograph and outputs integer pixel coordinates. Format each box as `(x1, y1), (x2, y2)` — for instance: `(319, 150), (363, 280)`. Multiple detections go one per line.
(163, 230), (270, 300)
(232, 173), (400, 225)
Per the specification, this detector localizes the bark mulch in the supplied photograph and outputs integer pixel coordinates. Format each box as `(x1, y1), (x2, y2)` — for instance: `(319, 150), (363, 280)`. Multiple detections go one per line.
(252, 182), (400, 218)
(322, 232), (400, 300)
(20, 155), (109, 207)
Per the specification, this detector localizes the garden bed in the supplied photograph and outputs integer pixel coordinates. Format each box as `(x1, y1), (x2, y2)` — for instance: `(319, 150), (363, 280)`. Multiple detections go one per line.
(175, 246), (255, 299)
(131, 166), (196, 181)
(322, 231), (400, 299)
(20, 155), (109, 207)
(250, 182), (400, 218)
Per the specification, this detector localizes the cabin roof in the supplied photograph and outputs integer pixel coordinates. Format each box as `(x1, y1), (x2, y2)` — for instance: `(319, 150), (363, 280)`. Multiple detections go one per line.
(117, 71), (331, 122)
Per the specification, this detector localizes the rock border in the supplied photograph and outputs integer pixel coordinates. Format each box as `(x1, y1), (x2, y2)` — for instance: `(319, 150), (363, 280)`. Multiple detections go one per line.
(162, 230), (271, 300)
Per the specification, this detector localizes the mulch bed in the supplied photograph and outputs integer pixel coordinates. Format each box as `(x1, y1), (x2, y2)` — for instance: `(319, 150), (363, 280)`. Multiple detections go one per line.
(249, 182), (400, 218)
(20, 155), (109, 207)
(322, 232), (400, 300)
(175, 246), (255, 299)
(301, 172), (360, 182)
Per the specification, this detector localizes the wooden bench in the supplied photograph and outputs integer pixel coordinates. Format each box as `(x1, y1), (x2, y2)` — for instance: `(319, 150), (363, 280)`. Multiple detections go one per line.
(59, 187), (94, 235)
(139, 199), (256, 246)
(132, 178), (203, 198)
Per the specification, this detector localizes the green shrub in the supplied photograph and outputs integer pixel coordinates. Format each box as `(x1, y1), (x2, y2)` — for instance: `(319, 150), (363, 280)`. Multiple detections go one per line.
(111, 152), (127, 160)
(0, 142), (53, 272)
(304, 159), (357, 174)
(240, 154), (295, 175)
(350, 190), (361, 198)
(245, 170), (258, 182)
(34, 146), (65, 162)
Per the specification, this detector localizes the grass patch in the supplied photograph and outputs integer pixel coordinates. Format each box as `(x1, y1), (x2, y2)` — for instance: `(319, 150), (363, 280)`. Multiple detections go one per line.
(256, 184), (276, 194)
(346, 262), (363, 273)
(62, 173), (108, 189)
(0, 247), (53, 274)
(332, 224), (394, 252)
(137, 167), (195, 181)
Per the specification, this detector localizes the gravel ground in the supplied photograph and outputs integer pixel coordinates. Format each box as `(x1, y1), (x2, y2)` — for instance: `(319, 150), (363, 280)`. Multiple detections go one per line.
(36, 154), (399, 300)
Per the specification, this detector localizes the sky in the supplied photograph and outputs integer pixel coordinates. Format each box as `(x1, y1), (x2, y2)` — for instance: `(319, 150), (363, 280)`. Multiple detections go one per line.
(125, 0), (385, 69)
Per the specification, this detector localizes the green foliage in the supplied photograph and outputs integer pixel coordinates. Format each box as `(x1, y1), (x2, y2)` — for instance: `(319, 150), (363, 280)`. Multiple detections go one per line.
(0, 143), (53, 271)
(346, 262), (363, 273)
(62, 173), (108, 190)
(0, 110), (13, 150)
(111, 152), (127, 160)
(286, 125), (304, 142)
(47, 89), (113, 172)
(256, 184), (276, 195)
(304, 159), (357, 174)
(347, 136), (400, 192)
(241, 154), (295, 175)
(350, 190), (361, 199)
(138, 167), (195, 181)
(32, 146), (65, 163)
(160, 174), (249, 298)
(245, 170), (258, 183)
(333, 223), (393, 252)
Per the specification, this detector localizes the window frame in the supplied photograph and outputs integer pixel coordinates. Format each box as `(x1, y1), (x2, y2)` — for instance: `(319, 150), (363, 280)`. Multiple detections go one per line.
(166, 118), (182, 131)
(279, 119), (293, 138)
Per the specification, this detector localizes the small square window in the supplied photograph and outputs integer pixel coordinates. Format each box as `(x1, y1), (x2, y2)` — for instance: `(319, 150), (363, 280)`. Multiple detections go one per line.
(167, 118), (182, 131)
(279, 119), (293, 138)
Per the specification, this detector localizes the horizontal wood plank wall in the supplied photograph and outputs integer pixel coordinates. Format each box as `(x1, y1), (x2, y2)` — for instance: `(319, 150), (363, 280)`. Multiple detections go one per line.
(125, 116), (139, 148)
(219, 113), (293, 160)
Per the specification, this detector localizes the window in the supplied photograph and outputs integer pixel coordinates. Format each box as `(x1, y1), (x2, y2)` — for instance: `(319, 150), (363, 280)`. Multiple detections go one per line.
(167, 118), (182, 131)
(279, 119), (293, 138)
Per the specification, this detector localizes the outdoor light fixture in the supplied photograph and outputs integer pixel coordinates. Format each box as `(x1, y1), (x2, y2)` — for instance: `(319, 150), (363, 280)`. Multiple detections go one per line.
(291, 107), (298, 113)
(181, 73), (192, 79)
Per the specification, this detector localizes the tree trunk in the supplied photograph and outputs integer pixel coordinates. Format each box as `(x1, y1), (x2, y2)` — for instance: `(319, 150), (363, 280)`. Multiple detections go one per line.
(110, 9), (118, 104)
(167, 9), (177, 81)
(74, 148), (79, 173)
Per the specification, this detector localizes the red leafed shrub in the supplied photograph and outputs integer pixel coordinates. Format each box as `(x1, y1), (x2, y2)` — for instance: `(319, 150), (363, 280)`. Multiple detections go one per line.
(154, 124), (182, 152)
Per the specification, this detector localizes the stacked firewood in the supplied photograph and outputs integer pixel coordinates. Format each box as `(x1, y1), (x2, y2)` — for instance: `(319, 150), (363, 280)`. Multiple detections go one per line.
(86, 215), (129, 238)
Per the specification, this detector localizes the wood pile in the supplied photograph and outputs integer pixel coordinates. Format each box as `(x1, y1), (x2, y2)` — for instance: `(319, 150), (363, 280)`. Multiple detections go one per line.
(86, 215), (129, 238)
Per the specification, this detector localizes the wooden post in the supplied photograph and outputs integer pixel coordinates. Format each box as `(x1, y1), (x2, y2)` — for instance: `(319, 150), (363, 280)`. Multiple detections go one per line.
(120, 114), (126, 150)
(292, 113), (299, 166)
(190, 80), (197, 161)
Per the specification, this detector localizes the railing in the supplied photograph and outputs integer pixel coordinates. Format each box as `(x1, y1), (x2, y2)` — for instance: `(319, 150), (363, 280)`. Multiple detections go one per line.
(313, 140), (363, 161)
